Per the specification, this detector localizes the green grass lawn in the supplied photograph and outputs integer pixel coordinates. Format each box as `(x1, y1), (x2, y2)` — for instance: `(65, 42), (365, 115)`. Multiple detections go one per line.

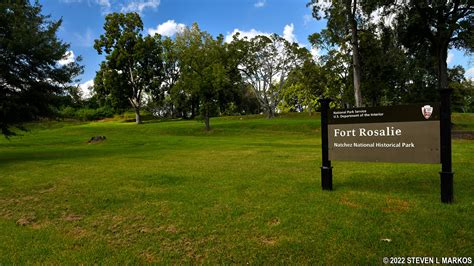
(0, 113), (473, 264)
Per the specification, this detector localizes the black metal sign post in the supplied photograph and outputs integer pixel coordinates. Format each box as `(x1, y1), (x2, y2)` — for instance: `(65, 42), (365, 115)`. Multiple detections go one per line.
(318, 98), (333, 190)
(440, 88), (454, 203)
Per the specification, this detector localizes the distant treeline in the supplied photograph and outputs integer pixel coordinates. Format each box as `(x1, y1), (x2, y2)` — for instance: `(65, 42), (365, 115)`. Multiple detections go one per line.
(1, 1), (473, 136)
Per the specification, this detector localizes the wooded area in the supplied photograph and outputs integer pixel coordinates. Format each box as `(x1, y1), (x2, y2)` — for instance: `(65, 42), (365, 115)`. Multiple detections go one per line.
(1, 0), (473, 135)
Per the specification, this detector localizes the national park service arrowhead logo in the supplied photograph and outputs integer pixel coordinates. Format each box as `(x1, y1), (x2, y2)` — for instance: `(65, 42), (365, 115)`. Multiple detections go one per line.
(421, 105), (433, 119)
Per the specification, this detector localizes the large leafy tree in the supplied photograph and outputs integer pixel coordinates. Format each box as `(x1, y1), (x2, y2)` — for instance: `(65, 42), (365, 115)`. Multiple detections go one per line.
(0, 1), (83, 136)
(149, 36), (181, 117)
(174, 23), (229, 130)
(357, 25), (413, 106)
(308, 0), (377, 107)
(391, 0), (473, 94)
(234, 34), (309, 118)
(281, 60), (328, 114)
(449, 66), (474, 112)
(94, 12), (164, 124)
(93, 62), (130, 111)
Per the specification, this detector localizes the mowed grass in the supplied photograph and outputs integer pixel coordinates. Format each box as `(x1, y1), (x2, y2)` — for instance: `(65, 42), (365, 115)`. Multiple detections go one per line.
(0, 113), (473, 264)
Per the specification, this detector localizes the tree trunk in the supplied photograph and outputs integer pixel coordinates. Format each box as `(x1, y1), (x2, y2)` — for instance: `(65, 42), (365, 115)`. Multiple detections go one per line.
(204, 109), (210, 131)
(135, 108), (142, 124)
(346, 0), (363, 107)
(267, 107), (275, 119)
(191, 98), (197, 119)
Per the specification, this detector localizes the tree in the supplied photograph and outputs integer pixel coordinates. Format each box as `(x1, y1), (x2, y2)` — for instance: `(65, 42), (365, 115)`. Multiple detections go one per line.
(93, 62), (130, 111)
(281, 60), (327, 114)
(391, 0), (474, 95)
(308, 0), (375, 107)
(0, 1), (83, 137)
(234, 34), (309, 118)
(174, 23), (229, 130)
(449, 66), (474, 112)
(94, 12), (164, 124)
(357, 25), (411, 106)
(146, 36), (181, 117)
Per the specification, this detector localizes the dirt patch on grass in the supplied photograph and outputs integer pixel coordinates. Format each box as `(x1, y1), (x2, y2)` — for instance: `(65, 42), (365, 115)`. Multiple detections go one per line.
(260, 236), (278, 246)
(39, 186), (56, 194)
(140, 249), (161, 263)
(63, 214), (83, 221)
(16, 214), (37, 226)
(61, 226), (90, 239)
(138, 227), (153, 233)
(383, 198), (410, 213)
(339, 197), (361, 208)
(0, 209), (14, 219)
(164, 225), (177, 233)
(452, 130), (474, 140)
(30, 220), (52, 230)
(267, 217), (280, 226)
(95, 214), (181, 249)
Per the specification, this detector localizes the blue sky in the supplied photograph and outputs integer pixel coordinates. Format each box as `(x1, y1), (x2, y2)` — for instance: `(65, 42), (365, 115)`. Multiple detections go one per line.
(41, 0), (473, 92)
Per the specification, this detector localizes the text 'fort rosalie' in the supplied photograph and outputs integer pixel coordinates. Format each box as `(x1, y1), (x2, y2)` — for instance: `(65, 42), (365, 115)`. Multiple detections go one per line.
(332, 126), (415, 148)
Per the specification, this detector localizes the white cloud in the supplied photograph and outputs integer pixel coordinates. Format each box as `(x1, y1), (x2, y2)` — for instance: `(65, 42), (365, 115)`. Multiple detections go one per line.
(447, 52), (454, 65)
(225, 24), (298, 44)
(59, 0), (110, 9)
(147, 20), (185, 37)
(121, 0), (160, 14)
(254, 0), (265, 8)
(466, 67), (474, 81)
(74, 28), (94, 47)
(58, 51), (75, 66)
(79, 79), (94, 99)
(307, 0), (332, 18)
(310, 47), (320, 61)
(283, 23), (297, 43)
(96, 0), (110, 7)
(224, 28), (271, 43)
(303, 14), (313, 25)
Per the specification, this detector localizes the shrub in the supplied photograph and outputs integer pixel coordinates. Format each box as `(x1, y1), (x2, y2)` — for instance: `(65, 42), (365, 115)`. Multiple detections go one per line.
(58, 106), (115, 121)
(59, 106), (76, 118)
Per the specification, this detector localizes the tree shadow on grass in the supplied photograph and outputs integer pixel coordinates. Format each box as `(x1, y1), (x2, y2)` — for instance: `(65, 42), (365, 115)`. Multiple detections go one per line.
(0, 148), (113, 167)
(334, 166), (439, 196)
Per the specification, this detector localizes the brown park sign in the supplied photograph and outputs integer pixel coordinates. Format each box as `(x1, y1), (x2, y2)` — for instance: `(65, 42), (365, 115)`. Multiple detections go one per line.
(328, 103), (440, 163)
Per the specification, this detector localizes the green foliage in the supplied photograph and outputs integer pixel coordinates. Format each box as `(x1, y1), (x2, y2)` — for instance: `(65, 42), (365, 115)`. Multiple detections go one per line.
(58, 106), (114, 121)
(307, 0), (381, 107)
(174, 23), (232, 130)
(58, 106), (76, 118)
(450, 66), (474, 112)
(94, 12), (165, 124)
(93, 62), (130, 112)
(281, 59), (338, 113)
(306, 0), (474, 110)
(0, 1), (83, 136)
(233, 34), (310, 118)
(392, 0), (474, 92)
(452, 82), (474, 113)
(147, 36), (181, 115)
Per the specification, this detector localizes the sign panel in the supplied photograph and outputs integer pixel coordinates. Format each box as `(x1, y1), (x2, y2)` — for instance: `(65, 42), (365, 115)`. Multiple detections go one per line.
(328, 104), (440, 163)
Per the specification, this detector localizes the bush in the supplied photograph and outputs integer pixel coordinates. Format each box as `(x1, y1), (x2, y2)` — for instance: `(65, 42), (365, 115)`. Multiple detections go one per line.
(59, 106), (76, 118)
(95, 106), (115, 119)
(58, 106), (115, 121)
(75, 108), (97, 121)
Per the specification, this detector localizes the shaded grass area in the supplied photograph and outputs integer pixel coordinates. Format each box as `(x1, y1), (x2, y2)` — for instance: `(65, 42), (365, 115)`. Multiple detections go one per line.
(0, 113), (473, 264)
(452, 113), (474, 130)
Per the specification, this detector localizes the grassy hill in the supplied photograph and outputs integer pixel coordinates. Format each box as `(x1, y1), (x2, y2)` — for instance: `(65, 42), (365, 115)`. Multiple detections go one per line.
(0, 113), (473, 264)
